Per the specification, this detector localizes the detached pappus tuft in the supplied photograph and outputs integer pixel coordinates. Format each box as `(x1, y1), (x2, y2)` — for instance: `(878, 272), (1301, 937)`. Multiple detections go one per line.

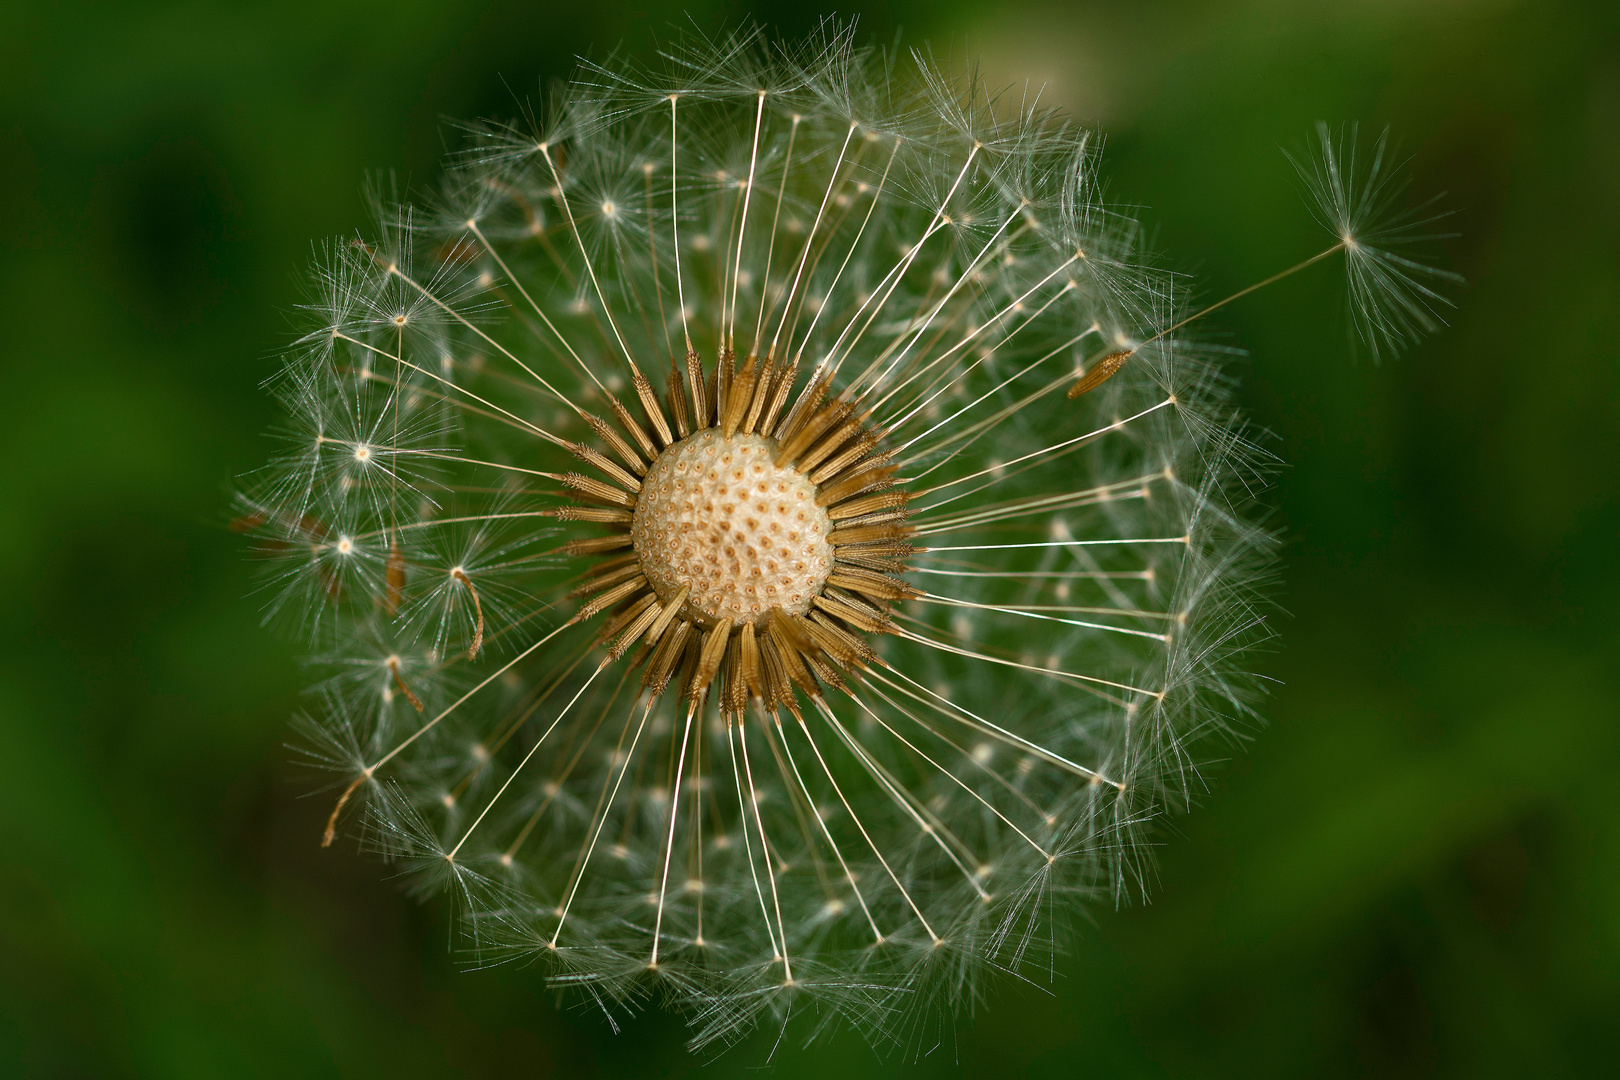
(235, 20), (1451, 1054)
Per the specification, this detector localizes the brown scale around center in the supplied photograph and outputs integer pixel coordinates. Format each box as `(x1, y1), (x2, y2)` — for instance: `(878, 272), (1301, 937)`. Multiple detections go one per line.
(545, 348), (923, 715)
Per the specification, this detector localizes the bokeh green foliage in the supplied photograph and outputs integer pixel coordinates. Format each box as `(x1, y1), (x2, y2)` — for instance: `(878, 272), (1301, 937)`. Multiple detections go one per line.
(2, 0), (1616, 1076)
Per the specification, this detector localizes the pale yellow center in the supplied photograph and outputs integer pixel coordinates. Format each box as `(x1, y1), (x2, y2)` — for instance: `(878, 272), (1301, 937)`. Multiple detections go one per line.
(632, 429), (834, 625)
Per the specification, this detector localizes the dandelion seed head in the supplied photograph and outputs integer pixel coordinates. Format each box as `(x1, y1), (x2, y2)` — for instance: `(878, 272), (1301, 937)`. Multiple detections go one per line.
(239, 19), (1299, 1053)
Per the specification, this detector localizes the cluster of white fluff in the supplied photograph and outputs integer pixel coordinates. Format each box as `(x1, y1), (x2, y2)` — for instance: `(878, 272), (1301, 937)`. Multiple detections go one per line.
(239, 22), (1282, 1052)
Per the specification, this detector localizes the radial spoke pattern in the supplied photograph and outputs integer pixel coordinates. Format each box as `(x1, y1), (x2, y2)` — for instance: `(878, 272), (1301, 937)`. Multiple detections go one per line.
(241, 24), (1273, 1052)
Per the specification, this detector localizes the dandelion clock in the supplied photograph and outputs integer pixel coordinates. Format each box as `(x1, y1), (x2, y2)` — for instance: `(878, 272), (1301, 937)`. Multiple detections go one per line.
(236, 22), (1452, 1052)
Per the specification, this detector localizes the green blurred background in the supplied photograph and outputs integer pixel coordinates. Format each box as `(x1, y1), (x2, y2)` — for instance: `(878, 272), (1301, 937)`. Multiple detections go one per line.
(3, 0), (1616, 1075)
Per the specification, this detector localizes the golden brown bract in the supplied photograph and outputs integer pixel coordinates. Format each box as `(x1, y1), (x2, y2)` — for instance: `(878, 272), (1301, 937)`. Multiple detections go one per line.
(562, 350), (920, 716)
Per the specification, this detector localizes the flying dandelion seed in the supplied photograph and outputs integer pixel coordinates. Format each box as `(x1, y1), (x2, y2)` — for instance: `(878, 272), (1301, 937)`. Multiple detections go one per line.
(235, 22), (1448, 1053)
(1289, 122), (1464, 361)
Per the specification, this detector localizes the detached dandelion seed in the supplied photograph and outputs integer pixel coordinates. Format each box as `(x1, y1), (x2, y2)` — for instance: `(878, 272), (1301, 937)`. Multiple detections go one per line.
(1290, 122), (1464, 361)
(237, 22), (1451, 1053)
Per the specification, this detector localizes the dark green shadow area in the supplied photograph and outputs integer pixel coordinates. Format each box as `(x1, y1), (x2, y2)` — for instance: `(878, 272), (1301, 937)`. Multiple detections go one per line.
(2, 1), (1615, 1076)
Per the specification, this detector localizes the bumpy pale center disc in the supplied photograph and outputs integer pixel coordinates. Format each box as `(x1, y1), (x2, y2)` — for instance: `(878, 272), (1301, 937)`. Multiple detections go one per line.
(632, 429), (834, 625)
